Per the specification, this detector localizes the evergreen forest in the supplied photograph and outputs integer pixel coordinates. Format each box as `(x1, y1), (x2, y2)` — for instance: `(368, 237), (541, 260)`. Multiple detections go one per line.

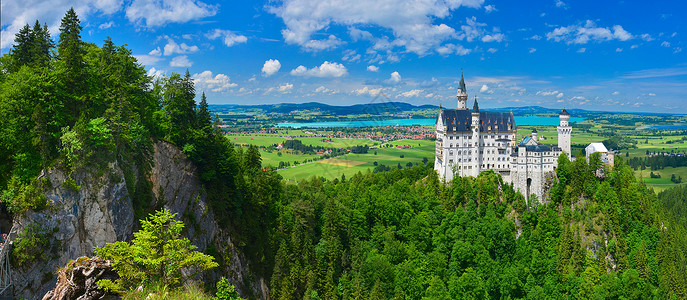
(1, 8), (687, 300)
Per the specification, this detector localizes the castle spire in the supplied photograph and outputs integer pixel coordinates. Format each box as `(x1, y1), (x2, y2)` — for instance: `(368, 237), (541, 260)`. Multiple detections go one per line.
(456, 69), (468, 110)
(472, 96), (479, 112)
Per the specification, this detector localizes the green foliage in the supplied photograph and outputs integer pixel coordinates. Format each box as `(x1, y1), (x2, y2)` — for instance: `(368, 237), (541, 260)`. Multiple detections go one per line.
(94, 209), (218, 292)
(12, 222), (52, 267)
(0, 176), (47, 213)
(214, 277), (245, 300)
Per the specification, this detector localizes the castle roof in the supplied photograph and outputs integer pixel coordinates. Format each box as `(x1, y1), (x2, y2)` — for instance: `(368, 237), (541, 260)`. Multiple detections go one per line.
(458, 72), (466, 91)
(560, 109), (570, 116)
(438, 109), (514, 133)
(473, 98), (479, 112)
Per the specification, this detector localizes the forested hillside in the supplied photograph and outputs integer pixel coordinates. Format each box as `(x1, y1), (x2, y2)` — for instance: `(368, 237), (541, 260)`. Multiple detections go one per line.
(267, 156), (687, 299)
(2, 8), (687, 300)
(0, 9), (276, 297)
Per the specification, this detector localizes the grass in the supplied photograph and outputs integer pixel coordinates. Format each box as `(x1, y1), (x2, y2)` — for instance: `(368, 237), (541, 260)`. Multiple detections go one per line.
(259, 150), (319, 168)
(635, 166), (687, 193)
(278, 139), (435, 182)
(123, 282), (212, 300)
(226, 133), (375, 149)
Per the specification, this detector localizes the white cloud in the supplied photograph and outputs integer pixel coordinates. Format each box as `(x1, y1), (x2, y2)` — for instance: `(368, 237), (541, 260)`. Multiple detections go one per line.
(149, 47), (163, 56)
(536, 90), (560, 96)
(163, 37), (199, 55)
(126, 0), (218, 27)
(268, 0), (487, 55)
(206, 29), (248, 47)
(577, 48), (586, 53)
(1, 0), (123, 50)
(367, 65), (380, 72)
(661, 41), (671, 47)
(479, 84), (489, 92)
(314, 86), (331, 93)
(481, 33), (505, 42)
(529, 35), (542, 40)
(436, 43), (471, 56)
(99, 21), (115, 29)
(640, 34), (654, 41)
(674, 47), (683, 54)
(262, 59), (281, 77)
(290, 61), (348, 77)
(342, 50), (361, 62)
(147, 67), (165, 80)
(547, 20), (633, 44)
(385, 71), (402, 85)
(397, 89), (423, 98)
(487, 48), (497, 53)
(648, 93), (656, 96)
(134, 54), (163, 66)
(616, 48), (623, 52)
(557, 93), (564, 98)
(170, 55), (193, 67)
(555, 0), (567, 8)
(193, 70), (238, 92)
(612, 91), (620, 95)
(529, 48), (537, 53)
(278, 83), (294, 93)
(484, 5), (496, 13)
(353, 86), (383, 96)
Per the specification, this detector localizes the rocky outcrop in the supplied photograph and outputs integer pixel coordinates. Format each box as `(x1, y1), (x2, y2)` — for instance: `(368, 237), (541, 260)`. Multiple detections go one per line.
(42, 257), (118, 300)
(12, 140), (268, 300)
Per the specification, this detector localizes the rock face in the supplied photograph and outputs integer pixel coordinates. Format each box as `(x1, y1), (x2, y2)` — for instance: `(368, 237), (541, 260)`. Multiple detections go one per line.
(11, 140), (269, 299)
(42, 257), (118, 300)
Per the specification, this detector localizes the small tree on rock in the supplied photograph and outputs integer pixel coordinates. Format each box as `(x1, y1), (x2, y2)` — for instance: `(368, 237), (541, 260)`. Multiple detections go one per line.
(94, 209), (218, 293)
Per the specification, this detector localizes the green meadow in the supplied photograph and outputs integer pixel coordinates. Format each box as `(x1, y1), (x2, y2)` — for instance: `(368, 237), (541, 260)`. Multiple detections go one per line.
(277, 139), (435, 182)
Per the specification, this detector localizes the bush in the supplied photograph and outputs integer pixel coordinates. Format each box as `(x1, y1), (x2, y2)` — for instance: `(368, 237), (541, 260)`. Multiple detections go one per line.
(214, 277), (244, 300)
(12, 222), (51, 267)
(0, 176), (47, 214)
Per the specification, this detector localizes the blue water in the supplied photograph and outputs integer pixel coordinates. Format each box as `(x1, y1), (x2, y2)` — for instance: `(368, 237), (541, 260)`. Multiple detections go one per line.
(277, 116), (585, 128)
(637, 124), (687, 130)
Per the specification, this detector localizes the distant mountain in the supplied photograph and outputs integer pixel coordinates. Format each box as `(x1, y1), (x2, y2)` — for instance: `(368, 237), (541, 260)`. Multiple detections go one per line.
(209, 102), (675, 116)
(209, 101), (437, 116)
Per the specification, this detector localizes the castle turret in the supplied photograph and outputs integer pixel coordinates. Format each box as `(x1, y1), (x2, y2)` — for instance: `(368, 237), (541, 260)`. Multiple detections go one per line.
(457, 72), (468, 110)
(471, 98), (481, 176)
(531, 128), (538, 141)
(557, 109), (572, 159)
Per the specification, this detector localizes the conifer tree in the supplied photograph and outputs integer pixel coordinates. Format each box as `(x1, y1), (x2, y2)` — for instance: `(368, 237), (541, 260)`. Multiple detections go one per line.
(58, 7), (86, 121)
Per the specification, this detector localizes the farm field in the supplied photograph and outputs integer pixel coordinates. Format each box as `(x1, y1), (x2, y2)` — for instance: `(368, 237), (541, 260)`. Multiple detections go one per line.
(277, 139), (435, 182)
(635, 166), (687, 193)
(227, 133), (374, 149)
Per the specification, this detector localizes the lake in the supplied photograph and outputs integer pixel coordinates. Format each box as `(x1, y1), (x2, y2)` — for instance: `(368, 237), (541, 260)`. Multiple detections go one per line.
(277, 116), (585, 128)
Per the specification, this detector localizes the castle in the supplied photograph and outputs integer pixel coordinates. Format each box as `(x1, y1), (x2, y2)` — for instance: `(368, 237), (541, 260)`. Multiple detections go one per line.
(434, 73), (572, 201)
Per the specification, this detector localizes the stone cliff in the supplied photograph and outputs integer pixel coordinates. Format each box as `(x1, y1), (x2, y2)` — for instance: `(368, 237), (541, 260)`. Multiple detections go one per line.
(10, 140), (268, 299)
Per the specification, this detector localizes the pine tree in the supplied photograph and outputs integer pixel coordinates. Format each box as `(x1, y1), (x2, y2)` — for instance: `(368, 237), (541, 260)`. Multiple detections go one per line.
(31, 20), (54, 66)
(10, 24), (33, 70)
(197, 91), (212, 130)
(58, 7), (86, 121)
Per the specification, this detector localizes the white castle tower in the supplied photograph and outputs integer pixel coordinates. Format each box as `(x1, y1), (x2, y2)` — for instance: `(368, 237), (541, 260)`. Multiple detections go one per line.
(557, 109), (572, 159)
(457, 72), (468, 110)
(470, 98), (481, 176)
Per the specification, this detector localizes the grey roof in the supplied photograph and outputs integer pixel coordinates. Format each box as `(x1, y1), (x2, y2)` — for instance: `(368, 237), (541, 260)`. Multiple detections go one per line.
(439, 109), (515, 133)
(560, 109), (570, 116)
(532, 128), (538, 133)
(514, 144), (553, 152)
(473, 98), (479, 112)
(459, 73), (466, 91)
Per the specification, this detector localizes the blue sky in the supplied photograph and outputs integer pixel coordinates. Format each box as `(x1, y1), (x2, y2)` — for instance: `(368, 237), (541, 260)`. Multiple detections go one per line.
(2, 0), (686, 113)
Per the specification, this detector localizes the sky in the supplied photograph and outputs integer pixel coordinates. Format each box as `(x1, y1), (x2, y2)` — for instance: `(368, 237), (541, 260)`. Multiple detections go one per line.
(2, 0), (687, 113)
